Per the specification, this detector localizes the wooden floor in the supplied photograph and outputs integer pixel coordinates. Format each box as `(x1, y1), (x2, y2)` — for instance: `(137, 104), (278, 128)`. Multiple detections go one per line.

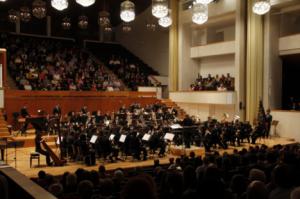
(3, 136), (298, 178)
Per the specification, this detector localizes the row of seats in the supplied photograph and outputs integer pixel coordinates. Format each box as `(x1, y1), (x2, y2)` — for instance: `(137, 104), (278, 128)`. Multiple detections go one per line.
(1, 34), (122, 91)
(30, 143), (300, 199)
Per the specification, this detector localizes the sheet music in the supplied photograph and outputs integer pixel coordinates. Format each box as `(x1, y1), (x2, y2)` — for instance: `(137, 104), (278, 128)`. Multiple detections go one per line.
(90, 135), (98, 144)
(119, 134), (127, 143)
(142, 133), (151, 141)
(170, 124), (182, 129)
(164, 133), (175, 141)
(56, 136), (63, 145)
(109, 134), (115, 141)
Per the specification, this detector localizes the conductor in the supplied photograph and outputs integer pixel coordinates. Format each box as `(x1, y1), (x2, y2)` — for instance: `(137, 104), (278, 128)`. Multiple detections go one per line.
(183, 115), (194, 148)
(20, 106), (30, 136)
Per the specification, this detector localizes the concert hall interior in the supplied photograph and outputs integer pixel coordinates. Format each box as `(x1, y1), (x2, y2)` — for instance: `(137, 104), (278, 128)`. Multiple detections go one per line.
(1, 0), (300, 199)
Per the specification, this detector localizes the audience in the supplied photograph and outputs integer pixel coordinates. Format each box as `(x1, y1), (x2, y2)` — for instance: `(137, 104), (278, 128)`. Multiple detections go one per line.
(1, 34), (122, 91)
(108, 55), (155, 91)
(31, 143), (300, 199)
(190, 73), (235, 91)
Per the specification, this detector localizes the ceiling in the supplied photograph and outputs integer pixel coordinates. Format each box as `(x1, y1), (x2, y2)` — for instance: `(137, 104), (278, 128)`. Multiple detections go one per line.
(0, 0), (151, 40)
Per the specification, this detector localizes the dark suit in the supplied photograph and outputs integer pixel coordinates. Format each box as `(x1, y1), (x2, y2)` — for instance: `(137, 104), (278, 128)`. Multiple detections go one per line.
(53, 106), (61, 117)
(20, 107), (29, 135)
(265, 114), (272, 138)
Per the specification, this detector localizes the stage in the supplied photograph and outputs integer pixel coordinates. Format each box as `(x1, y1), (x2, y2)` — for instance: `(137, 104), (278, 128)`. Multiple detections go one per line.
(3, 136), (297, 178)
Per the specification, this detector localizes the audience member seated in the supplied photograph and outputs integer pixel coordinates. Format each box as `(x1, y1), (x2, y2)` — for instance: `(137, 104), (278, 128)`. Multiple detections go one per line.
(31, 143), (300, 199)
(190, 73), (235, 91)
(0, 34), (122, 91)
(108, 55), (155, 91)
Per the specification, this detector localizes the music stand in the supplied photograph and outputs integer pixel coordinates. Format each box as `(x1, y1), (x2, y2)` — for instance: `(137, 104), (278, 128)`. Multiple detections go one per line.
(119, 135), (127, 143)
(271, 120), (279, 137)
(90, 135), (98, 144)
(142, 134), (151, 141)
(109, 134), (115, 141)
(164, 133), (175, 141)
(7, 140), (25, 169)
(0, 138), (7, 163)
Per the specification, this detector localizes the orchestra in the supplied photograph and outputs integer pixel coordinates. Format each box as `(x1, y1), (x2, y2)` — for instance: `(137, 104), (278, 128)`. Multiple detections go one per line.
(15, 103), (269, 166)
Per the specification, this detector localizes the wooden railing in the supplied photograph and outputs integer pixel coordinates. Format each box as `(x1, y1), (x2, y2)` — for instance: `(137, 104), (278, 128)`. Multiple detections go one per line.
(0, 165), (57, 199)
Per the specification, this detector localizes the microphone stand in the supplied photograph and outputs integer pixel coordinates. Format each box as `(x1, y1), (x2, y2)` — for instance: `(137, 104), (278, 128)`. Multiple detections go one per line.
(55, 115), (64, 161)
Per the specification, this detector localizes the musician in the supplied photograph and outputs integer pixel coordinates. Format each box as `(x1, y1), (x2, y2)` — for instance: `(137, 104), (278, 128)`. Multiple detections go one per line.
(251, 122), (265, 144)
(35, 133), (51, 166)
(0, 138), (6, 161)
(81, 106), (88, 114)
(53, 104), (62, 117)
(20, 106), (30, 135)
(183, 115), (194, 148)
(265, 109), (273, 138)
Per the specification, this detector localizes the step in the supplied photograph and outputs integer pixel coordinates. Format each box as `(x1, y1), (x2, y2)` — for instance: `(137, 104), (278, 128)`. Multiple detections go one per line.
(0, 132), (10, 137)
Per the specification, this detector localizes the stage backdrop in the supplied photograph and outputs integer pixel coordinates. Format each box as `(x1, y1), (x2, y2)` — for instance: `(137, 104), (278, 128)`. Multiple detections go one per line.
(4, 90), (158, 123)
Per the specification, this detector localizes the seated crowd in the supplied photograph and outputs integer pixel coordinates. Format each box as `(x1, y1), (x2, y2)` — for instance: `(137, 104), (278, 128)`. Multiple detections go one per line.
(32, 144), (300, 199)
(1, 34), (122, 91)
(108, 55), (156, 91)
(190, 73), (234, 91)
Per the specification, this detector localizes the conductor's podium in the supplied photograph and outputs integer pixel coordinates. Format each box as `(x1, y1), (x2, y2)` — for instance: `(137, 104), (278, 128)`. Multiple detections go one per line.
(170, 145), (205, 157)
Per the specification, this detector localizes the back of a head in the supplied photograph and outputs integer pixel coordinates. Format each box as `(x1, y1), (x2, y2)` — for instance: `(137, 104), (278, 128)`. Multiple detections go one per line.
(98, 165), (106, 174)
(66, 173), (77, 187)
(48, 183), (64, 197)
(114, 169), (124, 181)
(0, 174), (8, 199)
(38, 170), (47, 179)
(100, 178), (114, 196)
(247, 181), (268, 199)
(249, 168), (266, 183)
(77, 180), (94, 199)
(272, 163), (292, 188)
(230, 174), (247, 195)
(291, 187), (300, 199)
(121, 175), (157, 199)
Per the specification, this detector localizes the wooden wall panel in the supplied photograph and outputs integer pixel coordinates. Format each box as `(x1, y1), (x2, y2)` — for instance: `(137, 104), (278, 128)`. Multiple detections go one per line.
(4, 90), (158, 123)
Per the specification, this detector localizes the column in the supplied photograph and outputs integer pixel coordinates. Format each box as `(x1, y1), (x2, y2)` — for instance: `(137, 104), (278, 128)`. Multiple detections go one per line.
(16, 17), (20, 34)
(246, 0), (264, 123)
(235, 0), (247, 121)
(46, 16), (51, 37)
(168, 0), (179, 91)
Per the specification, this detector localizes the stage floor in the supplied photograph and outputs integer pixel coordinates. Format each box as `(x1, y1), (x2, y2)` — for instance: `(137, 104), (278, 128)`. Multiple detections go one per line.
(4, 136), (298, 178)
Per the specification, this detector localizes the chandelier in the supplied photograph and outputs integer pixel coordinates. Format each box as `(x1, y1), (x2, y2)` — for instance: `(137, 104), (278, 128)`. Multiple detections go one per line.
(20, 7), (31, 23)
(98, 11), (110, 27)
(78, 15), (88, 29)
(194, 0), (214, 5)
(76, 0), (95, 7)
(152, 0), (168, 18)
(32, 0), (47, 19)
(122, 22), (132, 32)
(192, 3), (208, 25)
(120, 0), (135, 23)
(8, 9), (18, 23)
(158, 10), (172, 28)
(252, 0), (271, 15)
(51, 0), (68, 11)
(61, 17), (71, 30)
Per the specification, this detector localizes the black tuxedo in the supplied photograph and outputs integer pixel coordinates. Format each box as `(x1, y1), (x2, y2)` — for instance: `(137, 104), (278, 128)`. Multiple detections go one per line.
(53, 106), (61, 116)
